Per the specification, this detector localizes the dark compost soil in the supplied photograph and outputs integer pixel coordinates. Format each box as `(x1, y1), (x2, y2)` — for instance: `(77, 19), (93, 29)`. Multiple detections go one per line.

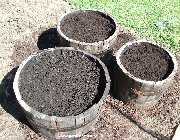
(120, 42), (174, 81)
(18, 49), (106, 117)
(60, 10), (116, 43)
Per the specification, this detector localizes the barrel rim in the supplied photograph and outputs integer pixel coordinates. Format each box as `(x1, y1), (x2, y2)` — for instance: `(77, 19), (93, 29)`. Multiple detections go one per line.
(116, 39), (178, 85)
(57, 9), (119, 53)
(13, 47), (110, 123)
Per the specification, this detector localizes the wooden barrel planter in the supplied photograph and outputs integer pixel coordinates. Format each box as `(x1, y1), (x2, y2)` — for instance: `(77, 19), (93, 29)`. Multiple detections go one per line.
(57, 9), (119, 65)
(114, 40), (178, 107)
(13, 47), (110, 139)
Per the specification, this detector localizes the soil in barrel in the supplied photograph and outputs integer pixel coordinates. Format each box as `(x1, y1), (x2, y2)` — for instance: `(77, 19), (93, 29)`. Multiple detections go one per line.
(60, 11), (116, 43)
(19, 50), (106, 117)
(120, 42), (174, 81)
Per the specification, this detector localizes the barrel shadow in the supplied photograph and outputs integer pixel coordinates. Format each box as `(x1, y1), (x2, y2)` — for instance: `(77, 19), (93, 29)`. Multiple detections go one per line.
(0, 67), (31, 127)
(37, 28), (70, 50)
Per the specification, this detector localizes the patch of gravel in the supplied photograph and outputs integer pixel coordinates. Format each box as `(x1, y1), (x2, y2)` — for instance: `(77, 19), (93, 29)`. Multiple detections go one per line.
(10, 41), (38, 66)
(0, 45), (13, 82)
(79, 99), (156, 140)
(111, 27), (140, 55)
(0, 109), (26, 140)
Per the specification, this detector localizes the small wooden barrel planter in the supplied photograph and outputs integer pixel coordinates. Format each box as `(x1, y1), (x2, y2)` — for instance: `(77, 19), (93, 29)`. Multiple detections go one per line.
(114, 40), (178, 107)
(57, 10), (119, 65)
(13, 47), (110, 139)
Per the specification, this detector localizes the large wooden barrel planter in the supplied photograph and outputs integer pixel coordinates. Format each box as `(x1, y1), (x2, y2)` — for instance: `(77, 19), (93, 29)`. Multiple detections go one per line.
(13, 47), (110, 139)
(114, 40), (178, 107)
(57, 10), (119, 65)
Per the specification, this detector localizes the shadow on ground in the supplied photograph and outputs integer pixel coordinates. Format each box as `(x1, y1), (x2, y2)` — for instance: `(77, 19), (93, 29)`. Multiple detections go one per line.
(0, 67), (31, 127)
(107, 101), (170, 140)
(37, 28), (70, 50)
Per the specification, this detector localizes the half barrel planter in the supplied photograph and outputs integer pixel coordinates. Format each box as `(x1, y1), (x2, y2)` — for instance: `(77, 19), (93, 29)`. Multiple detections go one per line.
(114, 40), (178, 107)
(57, 9), (119, 65)
(13, 47), (110, 139)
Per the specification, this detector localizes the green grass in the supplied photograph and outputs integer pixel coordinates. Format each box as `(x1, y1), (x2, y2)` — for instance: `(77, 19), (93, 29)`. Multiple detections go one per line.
(67, 0), (180, 52)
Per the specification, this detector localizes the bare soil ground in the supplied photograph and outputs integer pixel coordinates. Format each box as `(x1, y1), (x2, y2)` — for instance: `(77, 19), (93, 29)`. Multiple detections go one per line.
(0, 0), (179, 140)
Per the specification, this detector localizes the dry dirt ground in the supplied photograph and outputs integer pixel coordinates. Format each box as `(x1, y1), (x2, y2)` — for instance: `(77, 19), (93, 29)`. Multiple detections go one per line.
(0, 0), (179, 140)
